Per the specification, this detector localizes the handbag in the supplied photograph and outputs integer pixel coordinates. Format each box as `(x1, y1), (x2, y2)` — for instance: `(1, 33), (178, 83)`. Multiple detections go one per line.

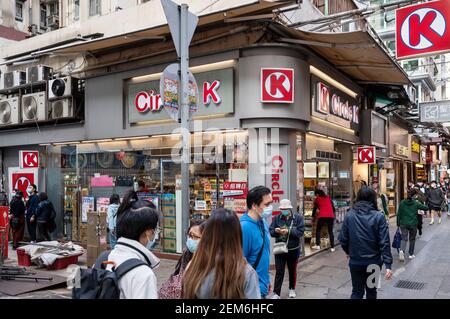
(273, 219), (294, 255)
(392, 228), (402, 252)
(159, 270), (184, 299)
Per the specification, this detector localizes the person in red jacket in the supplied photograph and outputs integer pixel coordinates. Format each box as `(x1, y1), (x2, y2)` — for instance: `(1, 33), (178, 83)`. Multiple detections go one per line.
(312, 189), (336, 252)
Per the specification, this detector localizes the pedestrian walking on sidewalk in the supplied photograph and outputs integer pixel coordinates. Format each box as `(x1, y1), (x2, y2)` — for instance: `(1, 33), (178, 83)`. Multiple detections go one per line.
(397, 189), (429, 262)
(339, 186), (393, 300)
(269, 199), (304, 299)
(159, 219), (205, 299)
(34, 193), (57, 242)
(25, 184), (39, 242)
(372, 182), (389, 221)
(240, 186), (272, 299)
(426, 181), (445, 225)
(107, 194), (120, 249)
(183, 208), (260, 299)
(9, 191), (26, 250)
(413, 184), (427, 236)
(311, 189), (335, 251)
(106, 206), (160, 299)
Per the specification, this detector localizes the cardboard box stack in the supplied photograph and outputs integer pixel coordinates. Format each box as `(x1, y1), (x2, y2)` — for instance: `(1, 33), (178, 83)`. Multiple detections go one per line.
(87, 211), (108, 267)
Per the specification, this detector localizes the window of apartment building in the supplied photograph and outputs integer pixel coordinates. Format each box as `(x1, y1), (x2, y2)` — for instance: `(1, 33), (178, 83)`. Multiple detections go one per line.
(15, 1), (24, 21)
(40, 4), (47, 29)
(89, 0), (101, 16)
(73, 0), (80, 20)
(402, 60), (419, 72)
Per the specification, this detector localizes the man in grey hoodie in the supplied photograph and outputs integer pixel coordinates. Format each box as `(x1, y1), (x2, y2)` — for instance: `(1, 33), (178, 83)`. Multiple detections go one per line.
(426, 181), (445, 225)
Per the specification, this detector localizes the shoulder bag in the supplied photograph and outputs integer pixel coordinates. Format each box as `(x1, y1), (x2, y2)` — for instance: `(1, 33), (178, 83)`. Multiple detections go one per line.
(273, 219), (294, 255)
(251, 221), (266, 270)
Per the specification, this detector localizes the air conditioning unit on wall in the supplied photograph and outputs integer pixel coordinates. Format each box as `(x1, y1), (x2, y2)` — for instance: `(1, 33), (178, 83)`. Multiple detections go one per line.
(26, 65), (53, 83)
(50, 98), (74, 119)
(22, 92), (48, 122)
(307, 149), (343, 161)
(48, 76), (79, 100)
(0, 97), (20, 126)
(2, 71), (26, 89)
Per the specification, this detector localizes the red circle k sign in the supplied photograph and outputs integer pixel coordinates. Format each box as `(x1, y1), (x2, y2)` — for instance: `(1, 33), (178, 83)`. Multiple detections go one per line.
(396, 1), (450, 59)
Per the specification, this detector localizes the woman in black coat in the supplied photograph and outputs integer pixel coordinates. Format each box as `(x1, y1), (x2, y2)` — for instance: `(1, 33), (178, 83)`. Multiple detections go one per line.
(9, 191), (26, 249)
(269, 199), (305, 299)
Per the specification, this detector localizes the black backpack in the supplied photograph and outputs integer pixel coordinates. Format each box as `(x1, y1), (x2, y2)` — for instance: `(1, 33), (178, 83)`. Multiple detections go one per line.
(72, 250), (149, 299)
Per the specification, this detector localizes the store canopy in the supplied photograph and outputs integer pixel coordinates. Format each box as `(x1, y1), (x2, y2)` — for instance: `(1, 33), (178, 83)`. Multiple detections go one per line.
(274, 25), (410, 85)
(0, 0), (292, 63)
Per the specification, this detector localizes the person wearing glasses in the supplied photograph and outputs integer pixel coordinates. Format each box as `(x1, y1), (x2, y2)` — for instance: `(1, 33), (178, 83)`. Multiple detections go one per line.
(159, 219), (206, 298)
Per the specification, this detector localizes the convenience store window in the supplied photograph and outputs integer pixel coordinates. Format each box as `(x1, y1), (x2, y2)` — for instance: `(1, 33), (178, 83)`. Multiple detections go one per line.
(47, 131), (248, 253)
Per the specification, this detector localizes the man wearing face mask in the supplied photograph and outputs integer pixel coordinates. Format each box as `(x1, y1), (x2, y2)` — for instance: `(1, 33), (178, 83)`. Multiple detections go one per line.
(240, 186), (273, 299)
(25, 184), (39, 243)
(105, 207), (160, 299)
(270, 199), (304, 299)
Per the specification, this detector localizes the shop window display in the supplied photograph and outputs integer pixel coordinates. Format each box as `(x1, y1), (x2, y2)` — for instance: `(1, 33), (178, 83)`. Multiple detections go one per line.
(47, 131), (248, 253)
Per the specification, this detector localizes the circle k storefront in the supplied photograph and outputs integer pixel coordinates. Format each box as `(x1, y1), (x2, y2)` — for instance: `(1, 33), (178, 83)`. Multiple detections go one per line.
(0, 46), (363, 257)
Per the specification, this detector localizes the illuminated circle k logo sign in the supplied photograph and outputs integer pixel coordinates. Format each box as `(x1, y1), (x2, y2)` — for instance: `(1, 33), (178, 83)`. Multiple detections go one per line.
(400, 8), (445, 50)
(396, 1), (450, 59)
(261, 68), (294, 103)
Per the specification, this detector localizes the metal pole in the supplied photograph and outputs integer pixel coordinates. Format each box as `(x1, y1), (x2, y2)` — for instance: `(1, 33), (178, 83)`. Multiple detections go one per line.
(180, 4), (191, 248)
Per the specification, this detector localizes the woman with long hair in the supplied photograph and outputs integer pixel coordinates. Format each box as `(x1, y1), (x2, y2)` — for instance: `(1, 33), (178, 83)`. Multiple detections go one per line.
(159, 219), (206, 299)
(182, 209), (260, 299)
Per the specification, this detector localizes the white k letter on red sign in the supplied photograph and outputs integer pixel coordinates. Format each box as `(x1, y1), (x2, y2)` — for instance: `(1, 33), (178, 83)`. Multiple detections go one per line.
(357, 147), (376, 165)
(203, 80), (221, 105)
(261, 68), (294, 103)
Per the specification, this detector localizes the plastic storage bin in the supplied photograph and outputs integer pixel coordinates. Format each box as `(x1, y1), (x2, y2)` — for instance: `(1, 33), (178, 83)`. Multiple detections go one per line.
(47, 253), (83, 270)
(16, 248), (32, 266)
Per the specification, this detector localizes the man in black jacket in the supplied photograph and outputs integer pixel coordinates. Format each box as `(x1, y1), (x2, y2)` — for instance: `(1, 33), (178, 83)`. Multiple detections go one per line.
(25, 184), (39, 243)
(9, 191), (26, 249)
(339, 187), (393, 299)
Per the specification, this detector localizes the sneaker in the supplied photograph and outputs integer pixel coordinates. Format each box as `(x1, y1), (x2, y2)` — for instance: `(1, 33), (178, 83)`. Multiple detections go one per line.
(330, 248), (335, 252)
(430, 220), (434, 225)
(311, 245), (321, 250)
(289, 290), (296, 298)
(438, 218), (442, 224)
(399, 250), (405, 262)
(408, 255), (416, 259)
(270, 293), (281, 299)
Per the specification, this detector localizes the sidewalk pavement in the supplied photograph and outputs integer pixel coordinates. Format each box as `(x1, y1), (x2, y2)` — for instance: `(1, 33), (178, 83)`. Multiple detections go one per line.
(2, 214), (450, 299)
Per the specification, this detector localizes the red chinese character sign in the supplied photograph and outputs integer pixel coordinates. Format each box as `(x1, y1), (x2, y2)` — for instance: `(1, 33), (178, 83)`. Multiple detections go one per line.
(19, 151), (39, 168)
(0, 206), (9, 259)
(357, 147), (376, 165)
(396, 0), (450, 59)
(8, 167), (38, 200)
(261, 68), (294, 103)
(223, 182), (248, 214)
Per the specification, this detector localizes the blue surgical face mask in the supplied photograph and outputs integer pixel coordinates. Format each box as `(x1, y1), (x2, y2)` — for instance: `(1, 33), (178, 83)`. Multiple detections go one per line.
(261, 205), (273, 218)
(281, 209), (290, 217)
(186, 238), (199, 253)
(146, 232), (157, 250)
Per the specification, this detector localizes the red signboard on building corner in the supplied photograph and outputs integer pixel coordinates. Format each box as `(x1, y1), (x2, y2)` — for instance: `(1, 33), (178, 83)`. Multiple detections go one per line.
(396, 0), (450, 60)
(19, 150), (39, 169)
(357, 146), (376, 165)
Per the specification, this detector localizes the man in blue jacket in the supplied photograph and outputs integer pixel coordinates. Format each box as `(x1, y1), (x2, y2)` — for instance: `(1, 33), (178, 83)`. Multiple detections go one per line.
(240, 186), (273, 299)
(339, 186), (393, 299)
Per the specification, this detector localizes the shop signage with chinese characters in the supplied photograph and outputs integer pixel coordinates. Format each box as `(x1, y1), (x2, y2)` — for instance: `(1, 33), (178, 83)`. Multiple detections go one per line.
(394, 144), (409, 157)
(311, 76), (360, 131)
(127, 68), (234, 123)
(223, 182), (248, 214)
(411, 141), (420, 153)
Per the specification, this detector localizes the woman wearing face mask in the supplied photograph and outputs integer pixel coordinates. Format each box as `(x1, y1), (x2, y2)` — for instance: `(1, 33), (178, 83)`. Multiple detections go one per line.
(105, 206), (160, 299)
(312, 189), (336, 251)
(159, 219), (205, 299)
(269, 199), (304, 299)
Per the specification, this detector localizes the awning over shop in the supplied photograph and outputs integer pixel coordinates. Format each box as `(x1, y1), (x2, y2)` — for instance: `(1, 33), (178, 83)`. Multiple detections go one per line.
(274, 25), (410, 85)
(0, 0), (292, 63)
